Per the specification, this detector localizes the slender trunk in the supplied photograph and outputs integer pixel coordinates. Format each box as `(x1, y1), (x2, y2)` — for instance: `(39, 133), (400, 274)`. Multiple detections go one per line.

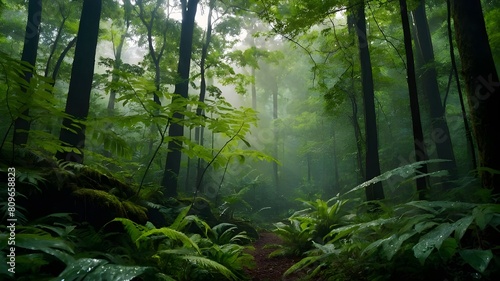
(307, 153), (311, 183)
(348, 92), (365, 183)
(451, 0), (500, 193)
(13, 0), (42, 146)
(163, 0), (199, 197)
(55, 0), (102, 163)
(107, 31), (127, 112)
(136, 0), (164, 154)
(353, 1), (384, 201)
(400, 0), (429, 199)
(446, 0), (476, 170)
(195, 1), (213, 193)
(251, 66), (257, 110)
(332, 126), (340, 194)
(44, 16), (67, 78)
(272, 74), (279, 190)
(50, 37), (76, 84)
(412, 0), (458, 182)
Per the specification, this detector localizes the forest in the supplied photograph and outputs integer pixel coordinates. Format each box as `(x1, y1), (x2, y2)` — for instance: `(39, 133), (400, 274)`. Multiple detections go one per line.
(0, 0), (499, 280)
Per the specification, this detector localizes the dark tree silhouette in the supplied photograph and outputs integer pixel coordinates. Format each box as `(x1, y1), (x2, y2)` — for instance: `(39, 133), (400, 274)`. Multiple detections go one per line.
(400, 0), (429, 199)
(163, 0), (199, 197)
(13, 0), (42, 146)
(412, 0), (458, 183)
(451, 0), (500, 194)
(56, 0), (102, 163)
(353, 0), (384, 201)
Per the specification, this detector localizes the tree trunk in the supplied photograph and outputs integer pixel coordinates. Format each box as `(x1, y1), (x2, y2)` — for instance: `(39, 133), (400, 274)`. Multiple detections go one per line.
(412, 0), (458, 182)
(51, 37), (77, 83)
(13, 0), (42, 146)
(251, 66), (257, 110)
(44, 14), (67, 78)
(451, 0), (500, 194)
(353, 1), (384, 201)
(163, 0), (199, 197)
(107, 30), (128, 112)
(195, 1), (214, 193)
(272, 73), (279, 190)
(446, 0), (477, 170)
(400, 0), (429, 199)
(348, 90), (365, 183)
(55, 0), (102, 163)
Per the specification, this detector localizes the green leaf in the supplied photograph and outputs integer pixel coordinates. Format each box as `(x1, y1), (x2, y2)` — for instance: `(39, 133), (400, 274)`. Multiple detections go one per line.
(438, 238), (458, 261)
(413, 223), (455, 264)
(473, 206), (492, 230)
(459, 249), (493, 273)
(16, 234), (74, 254)
(452, 215), (474, 241)
(56, 258), (151, 281)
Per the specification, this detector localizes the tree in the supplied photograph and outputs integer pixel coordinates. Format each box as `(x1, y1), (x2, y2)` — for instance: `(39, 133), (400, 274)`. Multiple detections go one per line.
(412, 0), (458, 182)
(163, 0), (200, 197)
(56, 0), (102, 163)
(134, 0), (169, 104)
(12, 0), (42, 146)
(352, 0), (384, 201)
(399, 0), (429, 199)
(451, 0), (500, 194)
(107, 0), (132, 112)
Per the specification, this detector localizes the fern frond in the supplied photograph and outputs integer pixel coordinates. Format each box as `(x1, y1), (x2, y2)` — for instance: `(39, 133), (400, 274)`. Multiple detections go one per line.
(110, 218), (148, 242)
(181, 255), (238, 281)
(137, 227), (201, 253)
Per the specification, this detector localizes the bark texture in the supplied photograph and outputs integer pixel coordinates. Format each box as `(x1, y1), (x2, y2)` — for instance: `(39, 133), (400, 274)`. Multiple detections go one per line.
(452, 0), (500, 193)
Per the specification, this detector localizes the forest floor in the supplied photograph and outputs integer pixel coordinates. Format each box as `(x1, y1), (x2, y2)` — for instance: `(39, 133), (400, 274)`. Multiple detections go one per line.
(245, 232), (306, 281)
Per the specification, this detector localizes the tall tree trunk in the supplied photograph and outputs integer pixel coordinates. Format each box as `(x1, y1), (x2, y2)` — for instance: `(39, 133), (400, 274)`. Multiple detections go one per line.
(55, 0), (102, 163)
(195, 0), (214, 193)
(13, 0), (42, 146)
(346, 14), (365, 184)
(332, 125), (340, 194)
(163, 0), (199, 197)
(348, 90), (365, 183)
(272, 73), (279, 190)
(107, 25), (129, 112)
(412, 0), (458, 182)
(451, 0), (500, 194)
(400, 0), (429, 199)
(446, 0), (477, 170)
(353, 1), (384, 201)
(251, 66), (257, 110)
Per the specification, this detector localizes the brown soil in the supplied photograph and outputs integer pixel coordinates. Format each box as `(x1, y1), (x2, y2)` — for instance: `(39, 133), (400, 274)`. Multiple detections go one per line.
(245, 232), (306, 281)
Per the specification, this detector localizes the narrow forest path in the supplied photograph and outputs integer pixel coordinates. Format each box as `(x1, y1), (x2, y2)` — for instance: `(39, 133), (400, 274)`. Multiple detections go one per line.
(245, 232), (305, 281)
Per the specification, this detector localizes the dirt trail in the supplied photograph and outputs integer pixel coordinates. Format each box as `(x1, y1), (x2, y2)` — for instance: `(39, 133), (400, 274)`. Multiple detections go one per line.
(245, 232), (305, 281)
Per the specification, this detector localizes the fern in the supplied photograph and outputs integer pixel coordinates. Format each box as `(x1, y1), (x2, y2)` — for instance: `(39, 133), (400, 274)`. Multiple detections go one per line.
(110, 217), (149, 242)
(137, 228), (201, 253)
(180, 255), (238, 281)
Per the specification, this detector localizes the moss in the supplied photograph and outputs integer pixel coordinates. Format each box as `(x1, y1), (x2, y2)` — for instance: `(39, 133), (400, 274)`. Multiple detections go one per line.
(122, 200), (148, 222)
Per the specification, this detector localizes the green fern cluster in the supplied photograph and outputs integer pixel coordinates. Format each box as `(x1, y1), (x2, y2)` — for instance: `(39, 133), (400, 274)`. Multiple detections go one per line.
(110, 207), (255, 281)
(268, 197), (349, 258)
(285, 200), (499, 280)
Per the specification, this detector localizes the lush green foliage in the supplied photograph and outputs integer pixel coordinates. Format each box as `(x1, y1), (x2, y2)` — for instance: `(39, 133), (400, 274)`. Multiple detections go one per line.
(2, 0), (500, 280)
(273, 164), (500, 280)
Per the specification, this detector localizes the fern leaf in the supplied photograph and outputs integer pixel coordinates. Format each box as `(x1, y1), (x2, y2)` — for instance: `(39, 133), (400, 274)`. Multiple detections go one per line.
(181, 255), (238, 280)
(111, 218), (147, 242)
(137, 227), (200, 253)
